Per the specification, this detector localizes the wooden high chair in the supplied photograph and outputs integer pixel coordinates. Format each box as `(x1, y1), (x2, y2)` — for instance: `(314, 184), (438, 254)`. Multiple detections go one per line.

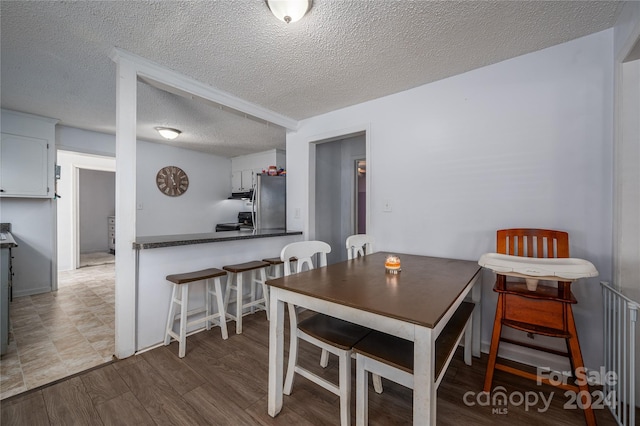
(483, 228), (596, 426)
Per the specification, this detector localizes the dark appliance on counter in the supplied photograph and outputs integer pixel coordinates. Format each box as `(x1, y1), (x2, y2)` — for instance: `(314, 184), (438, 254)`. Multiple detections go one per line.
(228, 189), (253, 200)
(215, 211), (254, 232)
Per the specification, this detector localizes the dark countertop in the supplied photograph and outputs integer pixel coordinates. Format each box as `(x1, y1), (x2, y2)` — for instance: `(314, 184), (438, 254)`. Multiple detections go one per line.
(0, 232), (17, 249)
(133, 229), (303, 250)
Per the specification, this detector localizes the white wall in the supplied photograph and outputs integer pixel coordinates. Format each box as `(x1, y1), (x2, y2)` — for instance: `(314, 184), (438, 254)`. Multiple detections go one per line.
(613, 0), (640, 298)
(613, 0), (640, 405)
(57, 126), (116, 157)
(286, 30), (614, 373)
(617, 59), (640, 295)
(79, 169), (115, 253)
(136, 140), (238, 236)
(56, 150), (116, 271)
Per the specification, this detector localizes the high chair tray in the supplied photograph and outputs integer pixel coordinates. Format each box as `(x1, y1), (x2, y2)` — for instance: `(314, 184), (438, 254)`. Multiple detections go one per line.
(478, 253), (598, 281)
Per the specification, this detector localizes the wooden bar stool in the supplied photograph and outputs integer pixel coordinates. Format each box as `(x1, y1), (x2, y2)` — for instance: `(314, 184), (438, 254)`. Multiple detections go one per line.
(262, 257), (286, 279)
(262, 256), (297, 279)
(483, 228), (596, 426)
(223, 260), (270, 334)
(164, 268), (228, 358)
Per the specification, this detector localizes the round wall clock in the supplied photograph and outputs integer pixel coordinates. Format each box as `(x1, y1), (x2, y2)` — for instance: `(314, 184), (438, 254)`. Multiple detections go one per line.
(156, 166), (189, 197)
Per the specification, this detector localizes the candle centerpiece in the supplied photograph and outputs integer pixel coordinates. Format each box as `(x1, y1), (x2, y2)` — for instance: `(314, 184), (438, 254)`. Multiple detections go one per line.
(385, 255), (401, 274)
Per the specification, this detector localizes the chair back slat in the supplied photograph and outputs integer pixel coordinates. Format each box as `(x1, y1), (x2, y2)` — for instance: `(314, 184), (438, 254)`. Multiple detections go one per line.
(497, 228), (569, 258)
(281, 241), (331, 276)
(346, 234), (375, 260)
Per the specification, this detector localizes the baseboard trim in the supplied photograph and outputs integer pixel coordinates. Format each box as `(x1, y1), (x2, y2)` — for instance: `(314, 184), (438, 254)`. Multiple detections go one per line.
(12, 286), (52, 298)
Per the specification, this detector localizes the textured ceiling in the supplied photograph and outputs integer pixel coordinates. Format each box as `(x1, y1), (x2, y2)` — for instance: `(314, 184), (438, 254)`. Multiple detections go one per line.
(0, 1), (623, 158)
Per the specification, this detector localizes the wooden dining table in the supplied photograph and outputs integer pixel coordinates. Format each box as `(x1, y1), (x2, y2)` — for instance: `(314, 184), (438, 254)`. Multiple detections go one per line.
(266, 252), (482, 425)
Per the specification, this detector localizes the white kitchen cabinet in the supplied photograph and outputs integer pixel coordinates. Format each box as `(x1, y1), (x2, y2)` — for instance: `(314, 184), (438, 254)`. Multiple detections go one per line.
(231, 149), (285, 193)
(0, 110), (57, 198)
(1, 133), (50, 197)
(231, 169), (254, 192)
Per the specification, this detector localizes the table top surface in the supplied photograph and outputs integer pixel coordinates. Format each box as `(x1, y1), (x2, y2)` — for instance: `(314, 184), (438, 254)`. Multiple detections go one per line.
(266, 252), (481, 328)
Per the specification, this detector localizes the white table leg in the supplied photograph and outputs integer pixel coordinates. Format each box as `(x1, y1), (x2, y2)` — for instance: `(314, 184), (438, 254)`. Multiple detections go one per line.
(471, 275), (482, 358)
(413, 326), (435, 426)
(355, 354), (368, 426)
(268, 287), (285, 417)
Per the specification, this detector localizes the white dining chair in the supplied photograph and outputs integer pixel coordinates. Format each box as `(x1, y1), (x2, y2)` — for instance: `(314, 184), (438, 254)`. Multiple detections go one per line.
(282, 240), (371, 426)
(344, 235), (383, 395)
(345, 234), (375, 260)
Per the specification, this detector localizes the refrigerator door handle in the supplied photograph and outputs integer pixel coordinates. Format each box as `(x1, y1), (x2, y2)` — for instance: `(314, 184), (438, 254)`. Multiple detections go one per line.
(251, 182), (257, 231)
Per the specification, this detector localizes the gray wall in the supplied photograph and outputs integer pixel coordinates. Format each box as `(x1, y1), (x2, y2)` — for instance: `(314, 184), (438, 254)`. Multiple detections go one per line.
(79, 169), (115, 253)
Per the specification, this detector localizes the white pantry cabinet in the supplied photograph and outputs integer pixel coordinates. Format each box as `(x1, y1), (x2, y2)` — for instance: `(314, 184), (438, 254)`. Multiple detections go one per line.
(0, 110), (58, 198)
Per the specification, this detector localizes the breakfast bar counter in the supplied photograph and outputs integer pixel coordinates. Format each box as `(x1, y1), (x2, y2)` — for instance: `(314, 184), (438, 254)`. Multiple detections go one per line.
(133, 229), (303, 352)
(133, 229), (303, 250)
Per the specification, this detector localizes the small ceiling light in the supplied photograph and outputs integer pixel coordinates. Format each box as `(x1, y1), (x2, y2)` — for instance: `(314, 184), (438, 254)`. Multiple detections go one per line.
(266, 0), (312, 24)
(155, 127), (181, 140)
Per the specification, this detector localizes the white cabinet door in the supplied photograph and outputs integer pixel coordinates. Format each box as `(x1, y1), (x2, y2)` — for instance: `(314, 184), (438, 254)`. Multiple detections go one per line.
(231, 169), (256, 192)
(241, 169), (254, 191)
(0, 133), (50, 197)
(231, 170), (243, 192)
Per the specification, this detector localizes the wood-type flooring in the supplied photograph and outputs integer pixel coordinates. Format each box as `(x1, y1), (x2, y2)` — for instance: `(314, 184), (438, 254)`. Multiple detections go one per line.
(1, 311), (620, 425)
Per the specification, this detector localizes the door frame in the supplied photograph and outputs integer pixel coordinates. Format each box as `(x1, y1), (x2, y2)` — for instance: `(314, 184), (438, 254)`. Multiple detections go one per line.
(55, 149), (116, 273)
(72, 165), (116, 269)
(353, 157), (366, 234)
(307, 124), (371, 241)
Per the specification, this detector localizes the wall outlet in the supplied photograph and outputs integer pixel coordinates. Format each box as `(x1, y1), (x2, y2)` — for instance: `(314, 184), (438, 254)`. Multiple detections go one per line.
(137, 202), (143, 210)
(383, 200), (392, 212)
(294, 207), (301, 219)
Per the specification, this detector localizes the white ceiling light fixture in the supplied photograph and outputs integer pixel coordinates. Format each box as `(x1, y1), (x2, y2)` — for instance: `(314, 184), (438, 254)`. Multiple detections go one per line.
(266, 0), (312, 24)
(155, 127), (182, 140)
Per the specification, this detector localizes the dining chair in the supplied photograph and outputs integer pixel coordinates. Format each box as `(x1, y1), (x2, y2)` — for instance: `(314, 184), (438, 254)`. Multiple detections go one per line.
(345, 234), (375, 260)
(282, 240), (371, 426)
(344, 234), (383, 395)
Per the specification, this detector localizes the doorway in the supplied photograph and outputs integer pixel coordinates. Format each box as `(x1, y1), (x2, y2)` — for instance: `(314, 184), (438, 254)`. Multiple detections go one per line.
(355, 159), (366, 234)
(77, 168), (115, 267)
(314, 132), (366, 265)
(57, 151), (116, 271)
(55, 151), (117, 381)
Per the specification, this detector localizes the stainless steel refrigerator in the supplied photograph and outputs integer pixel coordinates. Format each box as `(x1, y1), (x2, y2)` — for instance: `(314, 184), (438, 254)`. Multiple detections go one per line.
(252, 174), (286, 230)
